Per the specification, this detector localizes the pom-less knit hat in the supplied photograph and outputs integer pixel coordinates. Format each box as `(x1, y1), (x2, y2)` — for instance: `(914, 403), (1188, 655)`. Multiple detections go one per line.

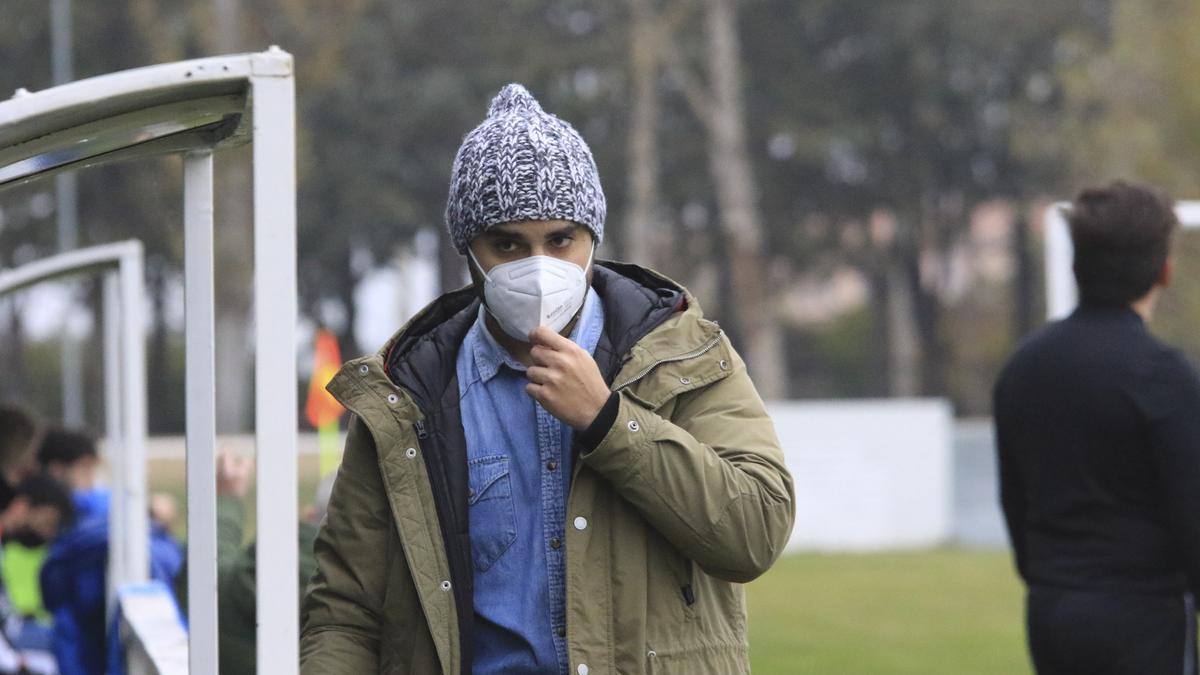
(445, 83), (606, 254)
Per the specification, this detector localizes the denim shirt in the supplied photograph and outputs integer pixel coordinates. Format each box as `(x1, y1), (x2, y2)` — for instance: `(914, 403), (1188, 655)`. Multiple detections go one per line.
(456, 288), (605, 675)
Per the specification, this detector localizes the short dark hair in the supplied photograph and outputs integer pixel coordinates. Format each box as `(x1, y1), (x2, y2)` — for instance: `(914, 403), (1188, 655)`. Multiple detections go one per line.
(37, 429), (98, 468)
(0, 406), (39, 472)
(16, 473), (75, 528)
(1068, 180), (1178, 305)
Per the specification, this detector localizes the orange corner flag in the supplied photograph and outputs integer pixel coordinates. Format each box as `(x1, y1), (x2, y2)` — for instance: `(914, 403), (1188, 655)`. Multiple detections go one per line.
(306, 329), (345, 428)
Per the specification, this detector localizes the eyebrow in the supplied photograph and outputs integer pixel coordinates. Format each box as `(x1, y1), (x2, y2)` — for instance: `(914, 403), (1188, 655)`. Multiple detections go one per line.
(485, 223), (583, 242)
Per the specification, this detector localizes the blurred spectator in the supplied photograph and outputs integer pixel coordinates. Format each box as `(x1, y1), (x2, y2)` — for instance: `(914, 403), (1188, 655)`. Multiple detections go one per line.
(4, 429), (108, 628)
(40, 485), (181, 675)
(0, 406), (44, 491)
(0, 473), (76, 674)
(36, 431), (107, 523)
(148, 494), (178, 534)
(175, 452), (328, 675)
(0, 408), (51, 630)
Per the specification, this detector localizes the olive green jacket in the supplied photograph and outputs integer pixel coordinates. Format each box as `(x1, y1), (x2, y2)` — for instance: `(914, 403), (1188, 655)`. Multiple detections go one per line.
(176, 496), (320, 675)
(300, 263), (795, 674)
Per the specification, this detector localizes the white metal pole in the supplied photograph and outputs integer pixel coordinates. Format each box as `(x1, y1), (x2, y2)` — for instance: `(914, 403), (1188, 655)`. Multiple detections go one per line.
(119, 243), (149, 586)
(251, 50), (299, 675)
(50, 0), (84, 427)
(1044, 203), (1076, 321)
(184, 150), (219, 675)
(102, 271), (122, 614)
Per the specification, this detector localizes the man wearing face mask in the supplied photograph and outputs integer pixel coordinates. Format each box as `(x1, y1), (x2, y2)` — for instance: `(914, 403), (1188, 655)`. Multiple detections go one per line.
(0, 473), (74, 675)
(302, 84), (795, 675)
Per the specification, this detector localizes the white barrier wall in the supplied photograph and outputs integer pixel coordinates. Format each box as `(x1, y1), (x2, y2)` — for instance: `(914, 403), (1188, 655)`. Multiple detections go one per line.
(770, 399), (954, 552)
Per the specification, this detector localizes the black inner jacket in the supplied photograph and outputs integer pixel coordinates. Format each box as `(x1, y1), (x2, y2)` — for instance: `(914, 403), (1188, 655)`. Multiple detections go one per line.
(382, 261), (684, 673)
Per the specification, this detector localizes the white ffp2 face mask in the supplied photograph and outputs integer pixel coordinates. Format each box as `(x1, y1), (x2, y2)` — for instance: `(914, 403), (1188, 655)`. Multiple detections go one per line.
(469, 245), (594, 342)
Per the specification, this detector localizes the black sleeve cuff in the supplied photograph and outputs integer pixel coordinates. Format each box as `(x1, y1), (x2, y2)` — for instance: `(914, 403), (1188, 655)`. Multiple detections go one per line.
(578, 391), (620, 451)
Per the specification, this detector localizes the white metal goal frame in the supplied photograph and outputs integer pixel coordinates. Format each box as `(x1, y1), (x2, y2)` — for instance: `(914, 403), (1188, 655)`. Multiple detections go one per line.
(0, 241), (147, 614)
(1044, 201), (1200, 319)
(0, 49), (299, 675)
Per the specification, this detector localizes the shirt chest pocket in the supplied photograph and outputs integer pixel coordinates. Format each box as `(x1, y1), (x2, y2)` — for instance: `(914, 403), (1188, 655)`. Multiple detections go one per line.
(467, 454), (518, 573)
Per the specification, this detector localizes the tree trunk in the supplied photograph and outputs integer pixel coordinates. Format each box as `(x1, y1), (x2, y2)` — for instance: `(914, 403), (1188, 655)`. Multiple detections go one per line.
(885, 257), (921, 397)
(147, 264), (171, 433)
(4, 301), (26, 402)
(210, 0), (255, 433)
(623, 0), (663, 267)
(1012, 211), (1035, 340)
(437, 230), (464, 295)
(703, 0), (785, 399)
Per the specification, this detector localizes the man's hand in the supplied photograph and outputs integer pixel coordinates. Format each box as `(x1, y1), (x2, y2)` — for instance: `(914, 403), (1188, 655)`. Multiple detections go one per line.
(526, 325), (611, 430)
(216, 450), (254, 499)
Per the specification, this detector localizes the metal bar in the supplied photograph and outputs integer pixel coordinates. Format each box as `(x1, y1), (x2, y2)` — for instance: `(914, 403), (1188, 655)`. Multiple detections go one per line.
(0, 241), (143, 294)
(184, 151), (218, 675)
(119, 243), (149, 586)
(102, 272), (123, 614)
(102, 272), (122, 471)
(251, 53), (299, 675)
(51, 0), (83, 426)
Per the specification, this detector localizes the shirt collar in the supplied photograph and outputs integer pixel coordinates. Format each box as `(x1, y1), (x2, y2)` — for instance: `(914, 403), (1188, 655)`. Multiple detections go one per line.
(467, 287), (602, 385)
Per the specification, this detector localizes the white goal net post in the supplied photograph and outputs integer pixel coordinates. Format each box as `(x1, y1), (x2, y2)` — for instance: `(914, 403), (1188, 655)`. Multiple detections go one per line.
(1044, 201), (1200, 320)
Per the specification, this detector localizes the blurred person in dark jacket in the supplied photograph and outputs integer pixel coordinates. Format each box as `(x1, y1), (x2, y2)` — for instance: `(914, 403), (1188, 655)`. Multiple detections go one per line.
(995, 180), (1200, 675)
(174, 451), (326, 675)
(36, 431), (106, 525)
(39, 428), (182, 675)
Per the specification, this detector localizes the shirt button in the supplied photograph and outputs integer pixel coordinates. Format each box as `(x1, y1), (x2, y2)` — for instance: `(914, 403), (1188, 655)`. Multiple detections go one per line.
(577, 665), (589, 675)
(546, 460), (558, 471)
(557, 626), (566, 638)
(573, 516), (588, 531)
(550, 537), (561, 549)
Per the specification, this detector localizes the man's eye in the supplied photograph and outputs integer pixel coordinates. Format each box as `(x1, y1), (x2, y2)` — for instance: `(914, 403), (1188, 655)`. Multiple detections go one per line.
(495, 241), (518, 253)
(550, 236), (573, 248)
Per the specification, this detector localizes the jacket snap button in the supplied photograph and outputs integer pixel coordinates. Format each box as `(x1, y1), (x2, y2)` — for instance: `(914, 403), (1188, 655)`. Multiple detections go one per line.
(440, 580), (452, 591)
(627, 420), (639, 432)
(679, 376), (691, 384)
(648, 650), (657, 658)
(719, 359), (729, 370)
(573, 516), (588, 531)
(405, 447), (417, 459)
(577, 665), (589, 675)
(358, 364), (368, 374)
(387, 393), (398, 404)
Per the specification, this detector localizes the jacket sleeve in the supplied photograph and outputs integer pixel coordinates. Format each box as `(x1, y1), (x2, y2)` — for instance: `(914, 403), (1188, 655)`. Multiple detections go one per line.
(580, 342), (795, 583)
(300, 417), (390, 673)
(993, 417), (1029, 581)
(1143, 352), (1200, 596)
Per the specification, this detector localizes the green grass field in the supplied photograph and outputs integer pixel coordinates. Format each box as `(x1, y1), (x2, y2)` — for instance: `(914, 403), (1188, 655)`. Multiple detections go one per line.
(147, 459), (1031, 673)
(746, 549), (1030, 674)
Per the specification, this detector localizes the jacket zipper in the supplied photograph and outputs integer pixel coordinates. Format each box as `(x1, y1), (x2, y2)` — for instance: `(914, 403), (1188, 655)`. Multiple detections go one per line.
(612, 331), (723, 391)
(414, 419), (429, 439)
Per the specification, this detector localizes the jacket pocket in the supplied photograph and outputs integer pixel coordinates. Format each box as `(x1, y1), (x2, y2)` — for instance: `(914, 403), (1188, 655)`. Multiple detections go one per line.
(467, 455), (517, 573)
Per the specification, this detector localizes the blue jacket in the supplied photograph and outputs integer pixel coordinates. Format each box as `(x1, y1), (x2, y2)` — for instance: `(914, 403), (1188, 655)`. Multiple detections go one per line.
(40, 514), (182, 675)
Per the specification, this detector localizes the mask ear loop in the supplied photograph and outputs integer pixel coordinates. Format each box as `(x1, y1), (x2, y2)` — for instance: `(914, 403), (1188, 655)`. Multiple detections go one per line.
(467, 247), (492, 283)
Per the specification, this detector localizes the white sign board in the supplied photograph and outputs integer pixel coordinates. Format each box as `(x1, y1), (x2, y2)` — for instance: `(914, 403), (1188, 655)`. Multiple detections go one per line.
(770, 399), (953, 552)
